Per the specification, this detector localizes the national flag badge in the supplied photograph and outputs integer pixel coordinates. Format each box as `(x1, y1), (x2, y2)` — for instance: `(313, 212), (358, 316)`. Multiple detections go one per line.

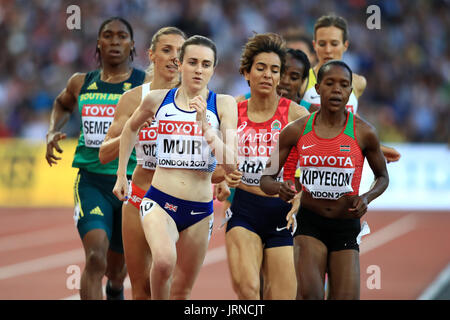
(123, 82), (132, 91)
(87, 82), (98, 90)
(340, 145), (351, 152)
(164, 202), (178, 212)
(271, 119), (282, 131)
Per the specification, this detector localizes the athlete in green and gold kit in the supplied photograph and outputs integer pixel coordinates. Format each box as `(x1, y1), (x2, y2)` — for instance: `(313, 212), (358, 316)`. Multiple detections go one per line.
(45, 17), (149, 300)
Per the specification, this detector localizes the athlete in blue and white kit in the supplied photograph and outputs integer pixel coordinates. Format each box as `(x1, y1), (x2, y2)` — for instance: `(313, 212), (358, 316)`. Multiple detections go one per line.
(113, 35), (237, 300)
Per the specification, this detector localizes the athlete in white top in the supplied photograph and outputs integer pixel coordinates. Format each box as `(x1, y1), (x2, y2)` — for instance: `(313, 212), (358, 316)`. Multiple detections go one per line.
(113, 35), (237, 300)
(303, 15), (400, 163)
(99, 27), (186, 299)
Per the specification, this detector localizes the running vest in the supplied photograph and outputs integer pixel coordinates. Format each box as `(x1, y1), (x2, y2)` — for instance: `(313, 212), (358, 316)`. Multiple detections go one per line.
(237, 97), (291, 186)
(297, 111), (364, 200)
(303, 68), (359, 114)
(135, 82), (158, 170)
(154, 88), (220, 172)
(72, 68), (145, 175)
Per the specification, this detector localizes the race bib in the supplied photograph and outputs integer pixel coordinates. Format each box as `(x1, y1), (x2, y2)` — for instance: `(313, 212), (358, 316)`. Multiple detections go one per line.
(157, 120), (212, 170)
(239, 156), (283, 186)
(81, 104), (115, 147)
(139, 125), (158, 170)
(300, 166), (355, 200)
(140, 198), (158, 220)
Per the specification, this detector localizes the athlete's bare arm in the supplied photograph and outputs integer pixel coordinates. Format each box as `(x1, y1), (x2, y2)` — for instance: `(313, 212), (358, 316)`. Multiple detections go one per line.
(46, 73), (85, 166)
(351, 118), (389, 217)
(207, 94), (238, 174)
(260, 117), (307, 201)
(114, 90), (168, 200)
(352, 73), (367, 99)
(99, 86), (142, 164)
(288, 100), (310, 122)
(211, 164), (226, 184)
(380, 145), (401, 163)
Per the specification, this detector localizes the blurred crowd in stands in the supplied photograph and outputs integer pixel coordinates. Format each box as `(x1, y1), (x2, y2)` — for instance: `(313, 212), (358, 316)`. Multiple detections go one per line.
(0, 0), (448, 143)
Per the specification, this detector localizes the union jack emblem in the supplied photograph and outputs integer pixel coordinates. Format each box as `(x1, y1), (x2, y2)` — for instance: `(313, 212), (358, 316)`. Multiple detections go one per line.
(164, 202), (178, 212)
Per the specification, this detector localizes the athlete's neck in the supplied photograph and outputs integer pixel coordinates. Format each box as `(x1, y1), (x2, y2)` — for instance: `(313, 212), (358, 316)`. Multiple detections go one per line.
(176, 86), (209, 110)
(100, 63), (132, 83)
(316, 109), (347, 127)
(247, 91), (279, 114)
(313, 64), (321, 77)
(151, 75), (177, 90)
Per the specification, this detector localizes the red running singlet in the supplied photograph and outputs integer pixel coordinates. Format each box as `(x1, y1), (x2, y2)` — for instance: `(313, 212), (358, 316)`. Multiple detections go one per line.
(237, 97), (293, 187)
(285, 111), (364, 200)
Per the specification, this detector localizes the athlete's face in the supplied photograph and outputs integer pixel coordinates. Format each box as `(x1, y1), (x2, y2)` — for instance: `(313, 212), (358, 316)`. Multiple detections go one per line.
(313, 26), (348, 65)
(97, 20), (134, 66)
(315, 65), (352, 112)
(180, 44), (215, 91)
(245, 52), (281, 96)
(277, 53), (306, 102)
(150, 34), (185, 81)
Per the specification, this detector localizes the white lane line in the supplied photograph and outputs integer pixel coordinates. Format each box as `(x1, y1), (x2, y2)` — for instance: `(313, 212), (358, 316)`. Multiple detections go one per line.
(0, 248), (84, 280)
(417, 263), (450, 300)
(203, 245), (227, 265)
(0, 226), (77, 252)
(360, 214), (418, 255)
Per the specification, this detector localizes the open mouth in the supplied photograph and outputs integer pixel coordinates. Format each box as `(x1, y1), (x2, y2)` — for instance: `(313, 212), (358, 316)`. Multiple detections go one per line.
(329, 96), (342, 105)
(108, 49), (122, 57)
(260, 82), (272, 88)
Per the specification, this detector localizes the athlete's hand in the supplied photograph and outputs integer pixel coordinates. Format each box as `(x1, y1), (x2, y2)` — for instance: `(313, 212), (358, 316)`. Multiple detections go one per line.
(286, 191), (301, 232)
(113, 174), (129, 201)
(225, 169), (242, 188)
(278, 180), (297, 202)
(45, 131), (67, 166)
(348, 194), (369, 218)
(139, 118), (153, 131)
(381, 145), (401, 163)
(190, 95), (208, 131)
(215, 180), (231, 202)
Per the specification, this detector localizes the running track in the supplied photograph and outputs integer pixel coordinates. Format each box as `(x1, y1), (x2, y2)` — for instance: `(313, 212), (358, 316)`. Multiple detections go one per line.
(0, 204), (449, 300)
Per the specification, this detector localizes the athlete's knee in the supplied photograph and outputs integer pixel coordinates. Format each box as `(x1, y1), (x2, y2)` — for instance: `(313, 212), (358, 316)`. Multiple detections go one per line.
(233, 277), (260, 300)
(84, 249), (107, 275)
(105, 260), (126, 282)
(152, 255), (176, 280)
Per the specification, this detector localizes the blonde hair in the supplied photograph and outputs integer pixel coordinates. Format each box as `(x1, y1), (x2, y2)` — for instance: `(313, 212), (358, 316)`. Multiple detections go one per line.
(145, 26), (186, 77)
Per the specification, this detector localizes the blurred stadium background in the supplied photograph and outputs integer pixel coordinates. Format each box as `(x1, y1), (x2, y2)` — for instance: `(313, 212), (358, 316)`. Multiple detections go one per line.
(0, 0), (448, 300)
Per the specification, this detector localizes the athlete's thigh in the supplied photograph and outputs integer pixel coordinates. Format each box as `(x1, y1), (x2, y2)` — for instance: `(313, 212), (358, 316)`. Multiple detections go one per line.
(296, 235), (328, 299)
(122, 203), (151, 282)
(140, 199), (179, 258)
(327, 249), (360, 300)
(225, 227), (263, 285)
(262, 245), (296, 299)
(171, 214), (213, 298)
